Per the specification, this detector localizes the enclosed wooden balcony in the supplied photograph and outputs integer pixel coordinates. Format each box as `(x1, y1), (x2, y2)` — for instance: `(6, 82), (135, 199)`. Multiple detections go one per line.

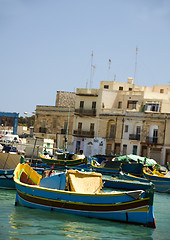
(75, 108), (96, 116)
(73, 130), (94, 138)
(129, 134), (140, 141)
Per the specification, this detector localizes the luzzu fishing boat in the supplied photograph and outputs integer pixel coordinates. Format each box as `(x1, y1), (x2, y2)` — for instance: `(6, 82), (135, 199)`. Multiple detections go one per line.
(119, 171), (170, 193)
(14, 163), (156, 228)
(91, 158), (121, 176)
(0, 151), (20, 189)
(91, 154), (159, 177)
(0, 168), (15, 189)
(39, 152), (87, 167)
(143, 169), (170, 182)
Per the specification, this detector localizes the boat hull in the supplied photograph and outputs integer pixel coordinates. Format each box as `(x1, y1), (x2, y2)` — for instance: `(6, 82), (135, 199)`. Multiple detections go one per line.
(119, 172), (170, 193)
(15, 184), (155, 228)
(39, 153), (86, 166)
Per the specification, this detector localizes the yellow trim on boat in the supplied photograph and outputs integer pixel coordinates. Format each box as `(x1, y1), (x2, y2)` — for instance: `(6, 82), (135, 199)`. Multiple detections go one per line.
(16, 189), (148, 208)
(126, 206), (149, 212)
(39, 153), (85, 162)
(143, 169), (170, 180)
(14, 177), (130, 197)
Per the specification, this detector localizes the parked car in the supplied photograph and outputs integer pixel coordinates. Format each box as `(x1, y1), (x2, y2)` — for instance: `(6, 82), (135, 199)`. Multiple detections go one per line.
(2, 145), (18, 153)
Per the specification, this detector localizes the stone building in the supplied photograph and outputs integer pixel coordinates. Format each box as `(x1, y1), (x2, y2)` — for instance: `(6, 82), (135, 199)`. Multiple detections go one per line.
(34, 91), (75, 151)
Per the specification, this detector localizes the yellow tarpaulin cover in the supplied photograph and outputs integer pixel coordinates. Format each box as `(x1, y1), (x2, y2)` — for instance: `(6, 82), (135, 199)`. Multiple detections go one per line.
(66, 170), (103, 194)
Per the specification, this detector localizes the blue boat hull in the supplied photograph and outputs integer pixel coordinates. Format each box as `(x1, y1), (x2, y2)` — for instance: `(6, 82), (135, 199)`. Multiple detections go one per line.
(119, 172), (170, 193)
(15, 184), (155, 227)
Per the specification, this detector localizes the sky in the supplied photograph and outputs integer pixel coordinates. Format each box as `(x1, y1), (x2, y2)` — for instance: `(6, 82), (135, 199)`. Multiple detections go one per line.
(0, 0), (170, 117)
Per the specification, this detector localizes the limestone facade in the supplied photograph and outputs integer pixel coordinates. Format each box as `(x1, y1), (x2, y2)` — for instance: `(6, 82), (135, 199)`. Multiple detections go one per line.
(33, 80), (170, 165)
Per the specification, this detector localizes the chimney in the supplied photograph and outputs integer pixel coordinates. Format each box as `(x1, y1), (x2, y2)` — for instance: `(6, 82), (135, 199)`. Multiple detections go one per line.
(127, 77), (134, 84)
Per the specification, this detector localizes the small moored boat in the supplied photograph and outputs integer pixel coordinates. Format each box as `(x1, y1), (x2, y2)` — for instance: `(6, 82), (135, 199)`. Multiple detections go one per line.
(119, 171), (170, 193)
(39, 152), (87, 167)
(14, 163), (156, 228)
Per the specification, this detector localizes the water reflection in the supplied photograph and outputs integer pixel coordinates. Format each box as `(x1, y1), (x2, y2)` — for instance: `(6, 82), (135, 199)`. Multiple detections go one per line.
(8, 205), (154, 240)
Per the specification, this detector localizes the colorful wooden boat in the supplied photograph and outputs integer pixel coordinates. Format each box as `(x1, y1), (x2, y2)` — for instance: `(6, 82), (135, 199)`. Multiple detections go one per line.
(103, 176), (154, 191)
(39, 152), (87, 166)
(91, 159), (121, 175)
(143, 169), (170, 182)
(14, 163), (156, 228)
(91, 159), (144, 176)
(0, 169), (15, 189)
(119, 171), (170, 193)
(0, 151), (20, 189)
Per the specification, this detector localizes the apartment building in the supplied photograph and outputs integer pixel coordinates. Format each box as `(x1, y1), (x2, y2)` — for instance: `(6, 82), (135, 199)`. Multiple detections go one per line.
(33, 78), (170, 165)
(74, 78), (170, 164)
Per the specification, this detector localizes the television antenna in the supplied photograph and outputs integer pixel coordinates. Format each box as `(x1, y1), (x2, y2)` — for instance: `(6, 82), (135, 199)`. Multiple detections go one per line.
(89, 51), (95, 89)
(134, 46), (138, 82)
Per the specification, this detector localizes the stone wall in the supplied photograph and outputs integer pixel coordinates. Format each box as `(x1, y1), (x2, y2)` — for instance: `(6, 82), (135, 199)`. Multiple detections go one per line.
(55, 91), (75, 108)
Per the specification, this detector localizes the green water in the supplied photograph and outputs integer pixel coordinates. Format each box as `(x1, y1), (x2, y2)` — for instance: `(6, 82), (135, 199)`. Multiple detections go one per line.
(0, 190), (170, 240)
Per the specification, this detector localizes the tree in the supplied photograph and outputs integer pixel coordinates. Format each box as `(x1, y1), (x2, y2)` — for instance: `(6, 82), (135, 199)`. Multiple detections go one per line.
(18, 115), (35, 128)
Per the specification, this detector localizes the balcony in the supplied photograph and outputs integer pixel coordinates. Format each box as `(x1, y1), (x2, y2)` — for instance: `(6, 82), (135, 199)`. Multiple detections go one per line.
(129, 134), (140, 141)
(146, 137), (158, 144)
(75, 108), (96, 116)
(106, 134), (115, 139)
(73, 130), (94, 138)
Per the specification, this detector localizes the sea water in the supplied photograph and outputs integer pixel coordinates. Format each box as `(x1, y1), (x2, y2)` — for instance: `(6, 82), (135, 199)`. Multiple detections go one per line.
(0, 189), (170, 240)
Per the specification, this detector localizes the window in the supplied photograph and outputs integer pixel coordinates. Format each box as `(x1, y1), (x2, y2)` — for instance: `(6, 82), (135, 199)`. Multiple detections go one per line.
(118, 101), (122, 109)
(125, 125), (128, 132)
(76, 141), (81, 153)
(39, 127), (47, 133)
(123, 144), (127, 155)
(119, 86), (123, 90)
(153, 129), (158, 143)
(90, 123), (94, 132)
(136, 126), (141, 140)
(80, 101), (84, 108)
(106, 144), (112, 155)
(104, 85), (109, 89)
(160, 89), (164, 93)
(78, 122), (82, 132)
(92, 101), (96, 109)
(127, 100), (137, 109)
(109, 124), (115, 138)
(133, 145), (138, 155)
(144, 103), (160, 112)
(129, 88), (132, 91)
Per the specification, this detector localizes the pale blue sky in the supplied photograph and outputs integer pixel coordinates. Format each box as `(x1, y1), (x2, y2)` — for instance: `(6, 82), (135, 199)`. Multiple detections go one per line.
(0, 0), (170, 116)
